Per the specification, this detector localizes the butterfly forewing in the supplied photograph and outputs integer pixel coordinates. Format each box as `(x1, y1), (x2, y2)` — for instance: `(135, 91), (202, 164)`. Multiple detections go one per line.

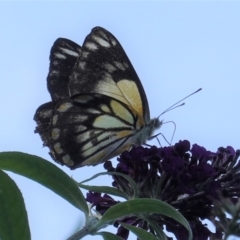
(47, 38), (81, 101)
(69, 27), (150, 123)
(34, 27), (160, 169)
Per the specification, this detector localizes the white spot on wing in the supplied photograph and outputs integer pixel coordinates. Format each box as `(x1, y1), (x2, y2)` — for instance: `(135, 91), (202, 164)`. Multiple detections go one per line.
(79, 61), (86, 70)
(104, 63), (116, 73)
(94, 115), (129, 128)
(110, 37), (117, 46)
(81, 51), (89, 58)
(39, 109), (52, 118)
(52, 115), (58, 125)
(85, 42), (98, 50)
(93, 35), (111, 48)
(58, 102), (72, 112)
(49, 70), (59, 76)
(87, 108), (101, 114)
(98, 30), (108, 39)
(51, 128), (60, 140)
(123, 62), (129, 69)
(114, 61), (126, 71)
(60, 47), (79, 57)
(62, 154), (74, 166)
(52, 60), (59, 66)
(55, 53), (66, 59)
(73, 95), (93, 104)
(54, 143), (63, 154)
(75, 125), (87, 132)
(73, 115), (88, 122)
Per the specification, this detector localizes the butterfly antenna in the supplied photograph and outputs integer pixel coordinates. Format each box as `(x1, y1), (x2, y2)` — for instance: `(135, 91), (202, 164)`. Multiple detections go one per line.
(158, 88), (202, 118)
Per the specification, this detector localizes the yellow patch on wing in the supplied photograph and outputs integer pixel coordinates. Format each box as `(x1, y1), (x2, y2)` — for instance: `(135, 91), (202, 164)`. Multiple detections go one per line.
(97, 73), (124, 99)
(80, 131), (133, 166)
(110, 100), (134, 125)
(117, 80), (143, 116)
(95, 75), (144, 125)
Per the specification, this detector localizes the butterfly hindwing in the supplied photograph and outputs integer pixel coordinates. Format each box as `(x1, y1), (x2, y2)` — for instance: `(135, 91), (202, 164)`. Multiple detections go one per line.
(34, 102), (54, 144)
(37, 94), (137, 168)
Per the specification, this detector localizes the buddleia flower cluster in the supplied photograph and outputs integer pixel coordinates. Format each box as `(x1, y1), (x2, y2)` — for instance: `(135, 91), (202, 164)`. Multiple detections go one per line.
(86, 140), (240, 240)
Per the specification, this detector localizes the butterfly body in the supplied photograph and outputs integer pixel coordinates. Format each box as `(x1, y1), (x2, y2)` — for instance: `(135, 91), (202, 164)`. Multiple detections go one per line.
(34, 27), (161, 169)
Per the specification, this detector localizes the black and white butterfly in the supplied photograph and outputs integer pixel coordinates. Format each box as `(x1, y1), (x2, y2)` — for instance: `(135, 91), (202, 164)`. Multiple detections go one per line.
(34, 27), (161, 169)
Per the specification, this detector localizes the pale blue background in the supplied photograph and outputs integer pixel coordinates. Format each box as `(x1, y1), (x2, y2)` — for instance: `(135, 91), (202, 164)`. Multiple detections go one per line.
(1, 1), (239, 240)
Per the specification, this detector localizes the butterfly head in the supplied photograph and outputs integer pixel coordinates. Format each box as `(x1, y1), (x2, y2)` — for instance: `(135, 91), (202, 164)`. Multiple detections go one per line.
(135, 117), (162, 145)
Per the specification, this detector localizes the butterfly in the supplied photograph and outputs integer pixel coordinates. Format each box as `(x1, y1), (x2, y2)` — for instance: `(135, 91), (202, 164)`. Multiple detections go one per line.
(34, 26), (162, 169)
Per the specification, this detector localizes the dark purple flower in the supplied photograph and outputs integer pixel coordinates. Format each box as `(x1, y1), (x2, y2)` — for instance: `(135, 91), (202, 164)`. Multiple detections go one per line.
(86, 140), (240, 240)
(86, 191), (119, 215)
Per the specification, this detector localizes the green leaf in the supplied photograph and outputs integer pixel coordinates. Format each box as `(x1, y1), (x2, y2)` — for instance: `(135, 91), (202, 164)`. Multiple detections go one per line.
(94, 231), (123, 240)
(97, 198), (192, 240)
(79, 171), (139, 199)
(78, 184), (128, 199)
(0, 170), (31, 240)
(120, 222), (160, 240)
(145, 216), (168, 240)
(0, 152), (89, 217)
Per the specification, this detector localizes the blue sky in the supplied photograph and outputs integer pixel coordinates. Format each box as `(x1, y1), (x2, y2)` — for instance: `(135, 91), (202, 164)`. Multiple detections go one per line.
(1, 2), (240, 240)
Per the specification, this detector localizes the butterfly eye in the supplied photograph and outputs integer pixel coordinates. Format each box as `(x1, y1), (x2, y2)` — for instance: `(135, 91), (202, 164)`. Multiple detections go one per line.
(154, 118), (162, 129)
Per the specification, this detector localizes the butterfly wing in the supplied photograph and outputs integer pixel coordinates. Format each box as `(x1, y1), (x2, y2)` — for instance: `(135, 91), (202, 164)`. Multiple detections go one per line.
(69, 27), (150, 126)
(36, 93), (139, 169)
(47, 38), (81, 101)
(34, 27), (159, 169)
(34, 38), (82, 167)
